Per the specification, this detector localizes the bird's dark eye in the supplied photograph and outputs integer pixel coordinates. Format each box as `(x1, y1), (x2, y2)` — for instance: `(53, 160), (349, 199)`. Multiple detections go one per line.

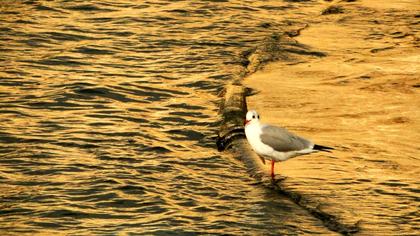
(257, 115), (260, 119)
(252, 115), (255, 119)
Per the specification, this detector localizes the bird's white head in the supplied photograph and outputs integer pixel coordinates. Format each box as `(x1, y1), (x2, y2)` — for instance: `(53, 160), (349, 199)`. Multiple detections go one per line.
(244, 110), (260, 126)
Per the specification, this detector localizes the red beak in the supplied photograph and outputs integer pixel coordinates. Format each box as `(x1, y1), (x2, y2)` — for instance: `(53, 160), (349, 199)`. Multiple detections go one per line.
(244, 119), (250, 126)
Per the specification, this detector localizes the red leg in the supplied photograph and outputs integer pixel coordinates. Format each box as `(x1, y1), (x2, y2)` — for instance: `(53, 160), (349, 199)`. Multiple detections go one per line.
(271, 160), (275, 179)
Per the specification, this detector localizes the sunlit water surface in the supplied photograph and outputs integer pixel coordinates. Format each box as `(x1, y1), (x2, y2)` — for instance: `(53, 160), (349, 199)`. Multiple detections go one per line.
(0, 0), (336, 235)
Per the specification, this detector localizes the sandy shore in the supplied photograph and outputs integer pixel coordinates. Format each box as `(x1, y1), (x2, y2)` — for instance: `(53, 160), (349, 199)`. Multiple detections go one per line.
(243, 0), (419, 234)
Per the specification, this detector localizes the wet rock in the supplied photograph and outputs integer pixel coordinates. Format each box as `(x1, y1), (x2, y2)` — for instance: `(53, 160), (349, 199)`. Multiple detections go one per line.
(286, 24), (309, 37)
(217, 83), (247, 151)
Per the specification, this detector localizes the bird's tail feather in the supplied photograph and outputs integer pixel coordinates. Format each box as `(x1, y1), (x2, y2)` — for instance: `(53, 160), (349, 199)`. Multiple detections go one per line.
(313, 144), (334, 153)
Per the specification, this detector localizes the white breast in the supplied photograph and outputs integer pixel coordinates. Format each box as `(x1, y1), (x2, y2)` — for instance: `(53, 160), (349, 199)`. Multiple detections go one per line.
(245, 123), (276, 160)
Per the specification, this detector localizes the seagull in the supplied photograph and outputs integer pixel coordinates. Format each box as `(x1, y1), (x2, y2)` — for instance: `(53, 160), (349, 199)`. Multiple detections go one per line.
(244, 110), (333, 180)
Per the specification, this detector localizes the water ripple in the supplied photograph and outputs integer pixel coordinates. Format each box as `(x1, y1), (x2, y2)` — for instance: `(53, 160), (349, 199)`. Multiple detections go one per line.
(0, 0), (358, 235)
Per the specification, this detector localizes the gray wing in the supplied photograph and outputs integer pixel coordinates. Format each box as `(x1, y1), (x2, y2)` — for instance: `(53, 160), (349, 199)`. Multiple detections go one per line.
(260, 125), (312, 152)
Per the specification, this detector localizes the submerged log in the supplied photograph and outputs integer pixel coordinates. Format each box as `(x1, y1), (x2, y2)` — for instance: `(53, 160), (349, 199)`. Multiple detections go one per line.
(216, 82), (247, 152)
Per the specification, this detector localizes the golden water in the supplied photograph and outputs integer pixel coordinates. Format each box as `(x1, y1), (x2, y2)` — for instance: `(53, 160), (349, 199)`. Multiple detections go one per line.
(245, 1), (419, 234)
(1, 0), (418, 235)
(0, 0), (338, 234)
